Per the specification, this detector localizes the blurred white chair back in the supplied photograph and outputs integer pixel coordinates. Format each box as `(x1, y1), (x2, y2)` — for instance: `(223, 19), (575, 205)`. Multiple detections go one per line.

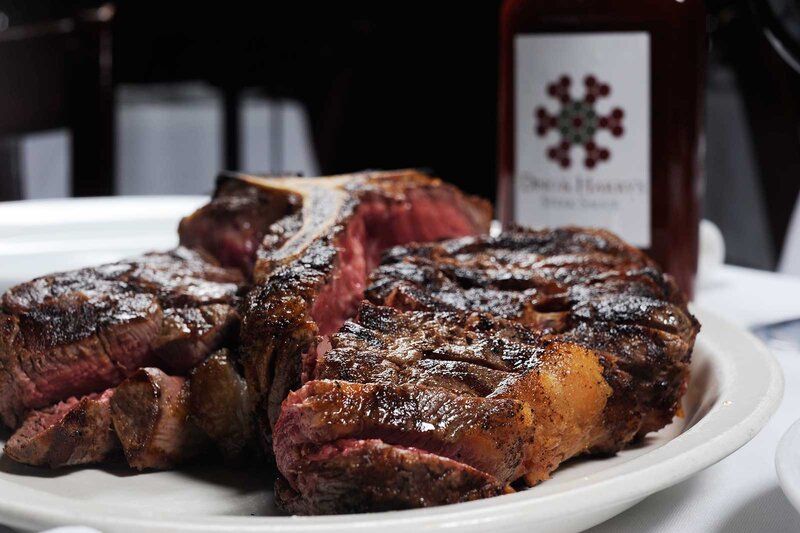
(779, 197), (800, 277)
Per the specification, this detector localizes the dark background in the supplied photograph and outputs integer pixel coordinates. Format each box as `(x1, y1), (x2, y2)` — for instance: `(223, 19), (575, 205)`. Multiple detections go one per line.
(0, 0), (799, 272)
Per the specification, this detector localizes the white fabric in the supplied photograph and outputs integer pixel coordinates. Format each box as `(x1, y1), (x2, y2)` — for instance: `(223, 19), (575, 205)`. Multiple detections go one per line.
(590, 265), (800, 532)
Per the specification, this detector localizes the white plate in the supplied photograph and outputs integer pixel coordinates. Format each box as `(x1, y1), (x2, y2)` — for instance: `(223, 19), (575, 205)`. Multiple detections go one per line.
(0, 198), (785, 533)
(0, 196), (207, 292)
(777, 419), (800, 514)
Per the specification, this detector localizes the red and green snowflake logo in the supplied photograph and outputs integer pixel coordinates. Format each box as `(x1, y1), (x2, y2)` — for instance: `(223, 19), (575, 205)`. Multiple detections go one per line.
(535, 74), (625, 169)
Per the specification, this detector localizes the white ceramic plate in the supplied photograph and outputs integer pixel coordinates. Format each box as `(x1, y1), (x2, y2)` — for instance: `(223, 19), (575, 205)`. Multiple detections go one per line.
(0, 198), (785, 533)
(0, 196), (207, 293)
(777, 419), (800, 514)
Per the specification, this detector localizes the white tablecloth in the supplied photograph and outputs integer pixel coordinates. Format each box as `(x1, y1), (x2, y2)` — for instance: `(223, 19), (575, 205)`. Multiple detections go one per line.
(590, 265), (800, 532)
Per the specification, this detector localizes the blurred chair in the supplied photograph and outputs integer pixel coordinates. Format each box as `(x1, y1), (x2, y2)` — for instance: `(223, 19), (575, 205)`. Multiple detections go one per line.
(779, 197), (800, 276)
(704, 0), (800, 270)
(110, 2), (501, 201)
(0, 5), (114, 201)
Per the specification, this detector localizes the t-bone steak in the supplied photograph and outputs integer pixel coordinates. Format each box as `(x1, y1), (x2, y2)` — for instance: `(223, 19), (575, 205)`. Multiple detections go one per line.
(272, 228), (699, 513)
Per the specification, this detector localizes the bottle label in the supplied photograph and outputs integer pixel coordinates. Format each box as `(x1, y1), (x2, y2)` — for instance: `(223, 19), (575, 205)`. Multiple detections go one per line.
(514, 32), (651, 247)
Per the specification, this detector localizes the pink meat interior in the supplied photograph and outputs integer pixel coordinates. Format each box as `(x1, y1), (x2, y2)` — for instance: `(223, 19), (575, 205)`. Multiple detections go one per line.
(303, 190), (481, 381)
(9, 389), (111, 445)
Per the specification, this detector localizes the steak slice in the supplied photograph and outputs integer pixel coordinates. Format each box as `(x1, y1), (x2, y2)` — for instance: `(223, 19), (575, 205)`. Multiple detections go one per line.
(275, 379), (535, 484)
(151, 304), (239, 374)
(178, 175), (299, 276)
(189, 349), (255, 463)
(6, 349), (252, 470)
(238, 170), (492, 444)
(274, 302), (622, 505)
(0, 248), (244, 428)
(4, 389), (118, 468)
(110, 368), (207, 470)
(0, 286), (161, 429)
(366, 228), (700, 436)
(274, 439), (508, 515)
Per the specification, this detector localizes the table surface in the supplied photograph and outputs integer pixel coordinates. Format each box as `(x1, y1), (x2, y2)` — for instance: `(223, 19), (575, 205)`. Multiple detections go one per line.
(589, 265), (800, 532)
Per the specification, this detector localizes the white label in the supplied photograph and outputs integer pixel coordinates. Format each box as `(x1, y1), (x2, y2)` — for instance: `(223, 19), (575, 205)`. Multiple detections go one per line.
(514, 32), (651, 247)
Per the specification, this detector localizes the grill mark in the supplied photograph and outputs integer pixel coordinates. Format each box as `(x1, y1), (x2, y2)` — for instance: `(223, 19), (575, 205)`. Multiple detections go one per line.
(420, 348), (514, 373)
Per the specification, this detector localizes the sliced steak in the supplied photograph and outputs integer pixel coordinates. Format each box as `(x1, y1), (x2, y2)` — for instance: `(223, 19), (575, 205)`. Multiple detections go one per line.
(4, 389), (118, 468)
(238, 170), (492, 445)
(110, 368), (207, 470)
(366, 228), (700, 436)
(0, 248), (244, 428)
(0, 287), (162, 429)
(275, 378), (535, 484)
(189, 349), (255, 463)
(275, 439), (508, 515)
(178, 174), (299, 275)
(151, 304), (239, 374)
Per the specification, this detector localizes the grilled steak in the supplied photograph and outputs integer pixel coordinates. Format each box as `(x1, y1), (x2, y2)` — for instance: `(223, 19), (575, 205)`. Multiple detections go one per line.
(152, 305), (240, 375)
(189, 349), (256, 463)
(178, 175), (299, 276)
(111, 367), (207, 470)
(0, 170), (697, 517)
(274, 304), (624, 512)
(0, 248), (243, 428)
(366, 228), (698, 436)
(5, 351), (253, 470)
(274, 439), (508, 515)
(0, 169), (486, 472)
(4, 389), (118, 468)
(273, 228), (699, 514)
(238, 170), (492, 445)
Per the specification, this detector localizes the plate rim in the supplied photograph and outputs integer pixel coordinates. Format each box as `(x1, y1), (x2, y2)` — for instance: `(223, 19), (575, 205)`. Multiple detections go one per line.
(0, 306), (784, 532)
(776, 418), (800, 514)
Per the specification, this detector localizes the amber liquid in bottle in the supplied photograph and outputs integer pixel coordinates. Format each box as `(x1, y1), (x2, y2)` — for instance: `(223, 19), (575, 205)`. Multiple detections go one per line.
(498, 0), (705, 296)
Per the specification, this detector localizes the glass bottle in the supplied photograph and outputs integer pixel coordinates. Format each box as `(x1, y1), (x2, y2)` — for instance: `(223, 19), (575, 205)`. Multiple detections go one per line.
(498, 0), (706, 296)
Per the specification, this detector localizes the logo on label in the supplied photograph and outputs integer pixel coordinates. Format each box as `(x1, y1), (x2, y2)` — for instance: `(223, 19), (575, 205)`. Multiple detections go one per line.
(535, 75), (625, 169)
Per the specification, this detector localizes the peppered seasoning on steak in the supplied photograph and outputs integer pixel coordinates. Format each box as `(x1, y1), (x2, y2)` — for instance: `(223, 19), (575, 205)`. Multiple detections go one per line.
(272, 228), (699, 514)
(274, 439), (509, 515)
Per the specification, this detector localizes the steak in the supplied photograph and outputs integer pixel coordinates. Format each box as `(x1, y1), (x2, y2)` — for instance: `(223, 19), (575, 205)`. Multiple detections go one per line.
(0, 169), (487, 472)
(274, 304), (623, 512)
(4, 389), (118, 468)
(366, 228), (698, 436)
(0, 170), (697, 516)
(0, 247), (244, 428)
(110, 367), (207, 470)
(5, 352), (253, 470)
(274, 439), (508, 515)
(272, 228), (699, 514)
(238, 170), (492, 444)
(152, 305), (239, 375)
(178, 175), (299, 276)
(189, 349), (256, 463)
